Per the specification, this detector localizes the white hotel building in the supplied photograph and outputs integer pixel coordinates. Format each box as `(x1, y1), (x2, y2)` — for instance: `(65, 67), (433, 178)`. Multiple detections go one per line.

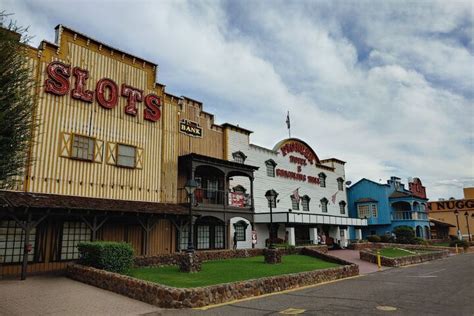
(225, 124), (367, 249)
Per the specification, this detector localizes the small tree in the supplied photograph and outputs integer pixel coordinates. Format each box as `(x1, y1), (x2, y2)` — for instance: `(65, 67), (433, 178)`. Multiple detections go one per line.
(0, 12), (35, 186)
(393, 226), (415, 244)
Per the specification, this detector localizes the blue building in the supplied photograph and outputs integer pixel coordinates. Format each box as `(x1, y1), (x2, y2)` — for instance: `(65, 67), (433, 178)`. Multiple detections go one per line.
(347, 177), (430, 239)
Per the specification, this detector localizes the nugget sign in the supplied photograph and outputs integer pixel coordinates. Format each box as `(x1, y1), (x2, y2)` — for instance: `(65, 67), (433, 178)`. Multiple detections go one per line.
(44, 61), (161, 122)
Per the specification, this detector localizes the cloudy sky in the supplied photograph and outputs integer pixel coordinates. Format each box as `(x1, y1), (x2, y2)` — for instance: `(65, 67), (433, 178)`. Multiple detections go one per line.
(2, 0), (473, 199)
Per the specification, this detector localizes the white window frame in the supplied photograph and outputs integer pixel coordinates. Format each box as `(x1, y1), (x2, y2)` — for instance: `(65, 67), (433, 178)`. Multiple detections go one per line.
(71, 134), (95, 161)
(116, 144), (136, 168)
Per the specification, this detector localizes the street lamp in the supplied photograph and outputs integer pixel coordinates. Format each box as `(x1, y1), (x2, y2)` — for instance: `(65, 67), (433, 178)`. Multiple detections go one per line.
(454, 210), (461, 240)
(185, 179), (198, 253)
(265, 189), (278, 250)
(464, 212), (471, 242)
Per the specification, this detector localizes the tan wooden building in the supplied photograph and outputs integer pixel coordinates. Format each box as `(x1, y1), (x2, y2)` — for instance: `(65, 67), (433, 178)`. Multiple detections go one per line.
(428, 188), (474, 241)
(0, 25), (258, 278)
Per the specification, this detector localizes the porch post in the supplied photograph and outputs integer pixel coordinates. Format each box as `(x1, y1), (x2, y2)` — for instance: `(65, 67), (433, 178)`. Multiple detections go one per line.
(223, 171), (228, 209)
(309, 227), (318, 245)
(21, 212), (32, 281)
(285, 226), (295, 246)
(250, 177), (255, 210)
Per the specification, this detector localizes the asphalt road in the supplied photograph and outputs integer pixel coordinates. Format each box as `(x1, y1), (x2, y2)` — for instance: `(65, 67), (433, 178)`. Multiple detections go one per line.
(163, 253), (474, 316)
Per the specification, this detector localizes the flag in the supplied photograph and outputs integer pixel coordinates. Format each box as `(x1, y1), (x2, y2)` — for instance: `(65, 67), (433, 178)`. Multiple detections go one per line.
(293, 188), (300, 203)
(286, 111), (290, 130)
(331, 191), (338, 204)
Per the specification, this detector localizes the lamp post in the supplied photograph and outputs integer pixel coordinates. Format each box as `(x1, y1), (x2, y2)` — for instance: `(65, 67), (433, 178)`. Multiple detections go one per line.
(464, 212), (471, 242)
(265, 189), (278, 250)
(185, 179), (198, 253)
(454, 210), (461, 240)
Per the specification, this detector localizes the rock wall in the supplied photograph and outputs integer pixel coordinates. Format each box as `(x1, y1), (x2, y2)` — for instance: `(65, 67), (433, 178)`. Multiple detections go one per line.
(68, 246), (353, 309)
(349, 242), (461, 254)
(359, 248), (449, 267)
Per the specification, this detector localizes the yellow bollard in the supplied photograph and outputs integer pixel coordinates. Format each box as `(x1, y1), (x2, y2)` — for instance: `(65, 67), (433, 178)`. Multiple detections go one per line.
(377, 250), (382, 270)
(455, 244), (459, 254)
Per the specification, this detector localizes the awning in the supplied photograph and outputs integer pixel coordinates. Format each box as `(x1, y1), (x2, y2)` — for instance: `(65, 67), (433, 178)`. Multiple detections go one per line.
(0, 190), (187, 215)
(254, 212), (367, 226)
(429, 217), (456, 227)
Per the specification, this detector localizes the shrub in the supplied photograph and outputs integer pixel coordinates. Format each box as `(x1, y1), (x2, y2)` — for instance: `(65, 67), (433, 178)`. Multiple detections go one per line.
(380, 235), (394, 243)
(367, 235), (381, 242)
(412, 237), (428, 245)
(393, 226), (415, 244)
(77, 241), (134, 273)
(449, 239), (469, 249)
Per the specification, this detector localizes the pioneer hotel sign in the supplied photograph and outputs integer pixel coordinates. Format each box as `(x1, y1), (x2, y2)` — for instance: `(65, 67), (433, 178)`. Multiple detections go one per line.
(44, 61), (162, 122)
(275, 140), (321, 185)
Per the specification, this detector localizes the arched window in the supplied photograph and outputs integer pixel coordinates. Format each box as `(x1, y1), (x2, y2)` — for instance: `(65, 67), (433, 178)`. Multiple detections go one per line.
(302, 195), (311, 212)
(265, 159), (277, 177)
(233, 220), (249, 241)
(291, 195), (300, 210)
(339, 201), (346, 214)
(320, 198), (328, 213)
(319, 173), (327, 187)
(232, 151), (247, 164)
(232, 185), (247, 193)
(337, 177), (344, 191)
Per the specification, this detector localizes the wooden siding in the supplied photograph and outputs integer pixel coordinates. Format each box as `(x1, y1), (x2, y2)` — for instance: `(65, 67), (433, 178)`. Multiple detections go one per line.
(22, 27), (178, 203)
(178, 99), (224, 159)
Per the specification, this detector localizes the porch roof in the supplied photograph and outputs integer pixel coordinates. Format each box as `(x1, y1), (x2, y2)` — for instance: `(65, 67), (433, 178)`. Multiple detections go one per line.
(179, 153), (259, 171)
(429, 217), (456, 227)
(0, 190), (187, 215)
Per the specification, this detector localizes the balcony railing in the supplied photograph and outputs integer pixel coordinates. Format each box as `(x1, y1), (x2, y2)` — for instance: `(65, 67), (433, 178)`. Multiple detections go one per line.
(178, 188), (252, 209)
(392, 211), (428, 220)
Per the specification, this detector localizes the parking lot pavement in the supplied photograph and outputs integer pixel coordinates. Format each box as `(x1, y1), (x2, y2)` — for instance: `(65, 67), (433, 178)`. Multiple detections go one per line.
(162, 253), (474, 315)
(0, 275), (161, 316)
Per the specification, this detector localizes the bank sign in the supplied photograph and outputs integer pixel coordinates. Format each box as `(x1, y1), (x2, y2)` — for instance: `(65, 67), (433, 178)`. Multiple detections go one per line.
(44, 61), (161, 122)
(179, 119), (203, 137)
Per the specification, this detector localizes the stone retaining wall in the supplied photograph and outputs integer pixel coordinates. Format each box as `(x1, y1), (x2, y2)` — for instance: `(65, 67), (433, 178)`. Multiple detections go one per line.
(134, 245), (328, 267)
(68, 246), (354, 309)
(359, 248), (449, 267)
(349, 242), (462, 254)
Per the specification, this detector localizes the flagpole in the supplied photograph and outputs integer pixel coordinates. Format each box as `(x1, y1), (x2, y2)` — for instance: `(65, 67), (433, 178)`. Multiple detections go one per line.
(286, 111), (291, 138)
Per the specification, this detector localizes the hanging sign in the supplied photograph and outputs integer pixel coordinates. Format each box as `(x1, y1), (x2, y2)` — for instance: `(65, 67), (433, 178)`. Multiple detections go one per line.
(179, 119), (203, 137)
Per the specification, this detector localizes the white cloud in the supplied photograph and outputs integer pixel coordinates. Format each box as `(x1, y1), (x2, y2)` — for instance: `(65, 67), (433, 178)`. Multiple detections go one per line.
(1, 0), (472, 199)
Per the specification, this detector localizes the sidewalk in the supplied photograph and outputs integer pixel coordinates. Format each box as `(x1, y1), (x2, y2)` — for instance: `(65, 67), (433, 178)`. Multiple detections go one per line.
(0, 275), (161, 316)
(329, 249), (390, 274)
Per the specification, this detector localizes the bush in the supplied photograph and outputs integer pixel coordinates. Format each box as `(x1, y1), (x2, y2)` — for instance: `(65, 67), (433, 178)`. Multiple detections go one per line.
(449, 239), (469, 249)
(380, 235), (394, 243)
(412, 237), (428, 245)
(367, 235), (381, 242)
(393, 226), (416, 244)
(77, 241), (134, 273)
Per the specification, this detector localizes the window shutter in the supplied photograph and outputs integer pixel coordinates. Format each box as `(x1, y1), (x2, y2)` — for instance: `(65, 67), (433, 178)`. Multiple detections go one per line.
(94, 140), (104, 163)
(135, 148), (143, 169)
(59, 132), (72, 157)
(106, 142), (117, 165)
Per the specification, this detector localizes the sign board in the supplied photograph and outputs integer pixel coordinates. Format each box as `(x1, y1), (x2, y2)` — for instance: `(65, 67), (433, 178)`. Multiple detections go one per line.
(179, 119), (203, 138)
(229, 192), (246, 208)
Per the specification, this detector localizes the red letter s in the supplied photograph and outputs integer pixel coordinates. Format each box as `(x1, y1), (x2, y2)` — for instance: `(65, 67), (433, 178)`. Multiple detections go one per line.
(44, 61), (71, 95)
(144, 94), (161, 122)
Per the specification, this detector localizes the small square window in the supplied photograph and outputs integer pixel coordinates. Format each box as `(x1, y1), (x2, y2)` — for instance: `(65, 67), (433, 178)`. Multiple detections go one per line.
(71, 134), (95, 161)
(117, 144), (136, 168)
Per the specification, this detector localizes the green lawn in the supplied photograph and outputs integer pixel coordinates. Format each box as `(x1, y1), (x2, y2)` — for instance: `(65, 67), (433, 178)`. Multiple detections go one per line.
(127, 255), (340, 288)
(431, 242), (450, 247)
(378, 248), (419, 258)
